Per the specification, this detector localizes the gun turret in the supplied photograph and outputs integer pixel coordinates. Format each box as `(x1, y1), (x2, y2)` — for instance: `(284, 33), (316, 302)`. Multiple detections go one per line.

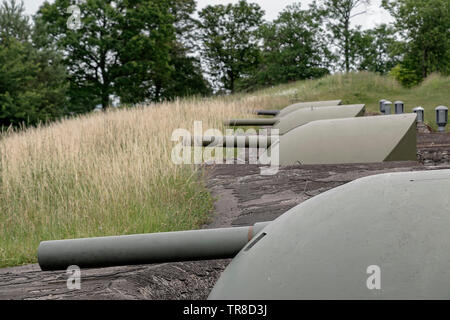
(186, 114), (417, 165)
(210, 169), (450, 299)
(225, 104), (365, 135)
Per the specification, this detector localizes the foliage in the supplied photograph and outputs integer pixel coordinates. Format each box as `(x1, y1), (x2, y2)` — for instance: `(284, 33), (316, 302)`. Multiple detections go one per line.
(0, 0), (68, 128)
(245, 3), (332, 90)
(353, 24), (400, 74)
(198, 0), (264, 93)
(166, 0), (211, 98)
(36, 0), (176, 111)
(389, 64), (422, 87)
(321, 0), (371, 72)
(382, 0), (450, 84)
(1, 0), (449, 125)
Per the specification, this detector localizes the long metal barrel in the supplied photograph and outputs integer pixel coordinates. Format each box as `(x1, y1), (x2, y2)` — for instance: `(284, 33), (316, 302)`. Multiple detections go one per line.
(255, 110), (280, 116)
(189, 136), (276, 148)
(38, 222), (270, 271)
(224, 119), (278, 126)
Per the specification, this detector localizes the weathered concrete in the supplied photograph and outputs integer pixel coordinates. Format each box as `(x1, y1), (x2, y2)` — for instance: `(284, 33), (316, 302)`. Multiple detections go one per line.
(417, 132), (450, 166)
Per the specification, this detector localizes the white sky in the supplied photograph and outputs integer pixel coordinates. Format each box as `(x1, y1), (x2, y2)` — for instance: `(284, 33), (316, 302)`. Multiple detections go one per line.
(197, 0), (393, 29)
(23, 0), (393, 29)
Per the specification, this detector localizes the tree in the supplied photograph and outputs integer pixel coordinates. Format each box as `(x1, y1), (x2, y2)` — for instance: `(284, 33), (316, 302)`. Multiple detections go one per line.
(382, 0), (450, 82)
(164, 0), (211, 98)
(169, 0), (197, 49)
(0, 0), (28, 40)
(36, 0), (176, 111)
(164, 44), (211, 98)
(198, 0), (264, 93)
(250, 3), (332, 89)
(321, 0), (370, 72)
(352, 24), (400, 74)
(0, 0), (68, 128)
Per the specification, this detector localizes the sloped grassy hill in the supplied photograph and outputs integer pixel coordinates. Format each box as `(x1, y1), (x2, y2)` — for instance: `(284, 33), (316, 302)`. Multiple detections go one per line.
(258, 72), (449, 131)
(0, 94), (289, 267)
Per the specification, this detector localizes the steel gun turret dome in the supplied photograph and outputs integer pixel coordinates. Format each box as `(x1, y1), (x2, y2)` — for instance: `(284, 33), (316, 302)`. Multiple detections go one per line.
(210, 169), (450, 299)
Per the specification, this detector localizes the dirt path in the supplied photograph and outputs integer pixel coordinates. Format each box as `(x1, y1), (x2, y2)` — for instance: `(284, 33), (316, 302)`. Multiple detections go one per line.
(1, 132), (449, 300)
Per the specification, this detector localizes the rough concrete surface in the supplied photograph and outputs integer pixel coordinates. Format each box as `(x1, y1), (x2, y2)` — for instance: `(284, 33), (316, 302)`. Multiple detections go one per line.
(0, 132), (449, 300)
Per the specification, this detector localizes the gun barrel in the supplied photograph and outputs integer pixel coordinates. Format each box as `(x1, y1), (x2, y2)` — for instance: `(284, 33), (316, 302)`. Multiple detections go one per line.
(224, 119), (278, 126)
(190, 135), (275, 148)
(38, 222), (270, 271)
(255, 110), (280, 116)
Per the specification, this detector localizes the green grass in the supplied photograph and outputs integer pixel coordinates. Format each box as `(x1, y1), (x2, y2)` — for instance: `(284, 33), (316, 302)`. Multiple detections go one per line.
(258, 72), (450, 132)
(0, 170), (214, 267)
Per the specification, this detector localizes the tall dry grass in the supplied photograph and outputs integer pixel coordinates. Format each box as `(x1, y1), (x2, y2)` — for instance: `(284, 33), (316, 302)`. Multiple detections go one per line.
(0, 95), (290, 267)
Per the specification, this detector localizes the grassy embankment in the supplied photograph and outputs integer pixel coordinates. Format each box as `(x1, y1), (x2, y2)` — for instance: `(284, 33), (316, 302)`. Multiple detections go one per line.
(259, 72), (449, 132)
(0, 72), (448, 268)
(0, 95), (290, 267)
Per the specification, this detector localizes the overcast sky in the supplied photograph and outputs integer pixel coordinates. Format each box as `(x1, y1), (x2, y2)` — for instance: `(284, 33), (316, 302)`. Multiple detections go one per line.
(23, 0), (393, 29)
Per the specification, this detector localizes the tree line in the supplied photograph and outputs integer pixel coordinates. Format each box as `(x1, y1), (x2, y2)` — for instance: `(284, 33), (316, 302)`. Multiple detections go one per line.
(0, 0), (448, 128)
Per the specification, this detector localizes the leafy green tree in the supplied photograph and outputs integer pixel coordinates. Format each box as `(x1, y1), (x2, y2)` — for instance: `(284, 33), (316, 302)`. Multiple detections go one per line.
(198, 0), (264, 93)
(0, 0), (68, 128)
(382, 0), (450, 83)
(170, 0), (197, 48)
(389, 63), (422, 87)
(250, 3), (332, 89)
(165, 0), (211, 98)
(36, 0), (176, 111)
(165, 44), (211, 98)
(0, 0), (28, 40)
(321, 0), (370, 72)
(352, 24), (400, 74)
